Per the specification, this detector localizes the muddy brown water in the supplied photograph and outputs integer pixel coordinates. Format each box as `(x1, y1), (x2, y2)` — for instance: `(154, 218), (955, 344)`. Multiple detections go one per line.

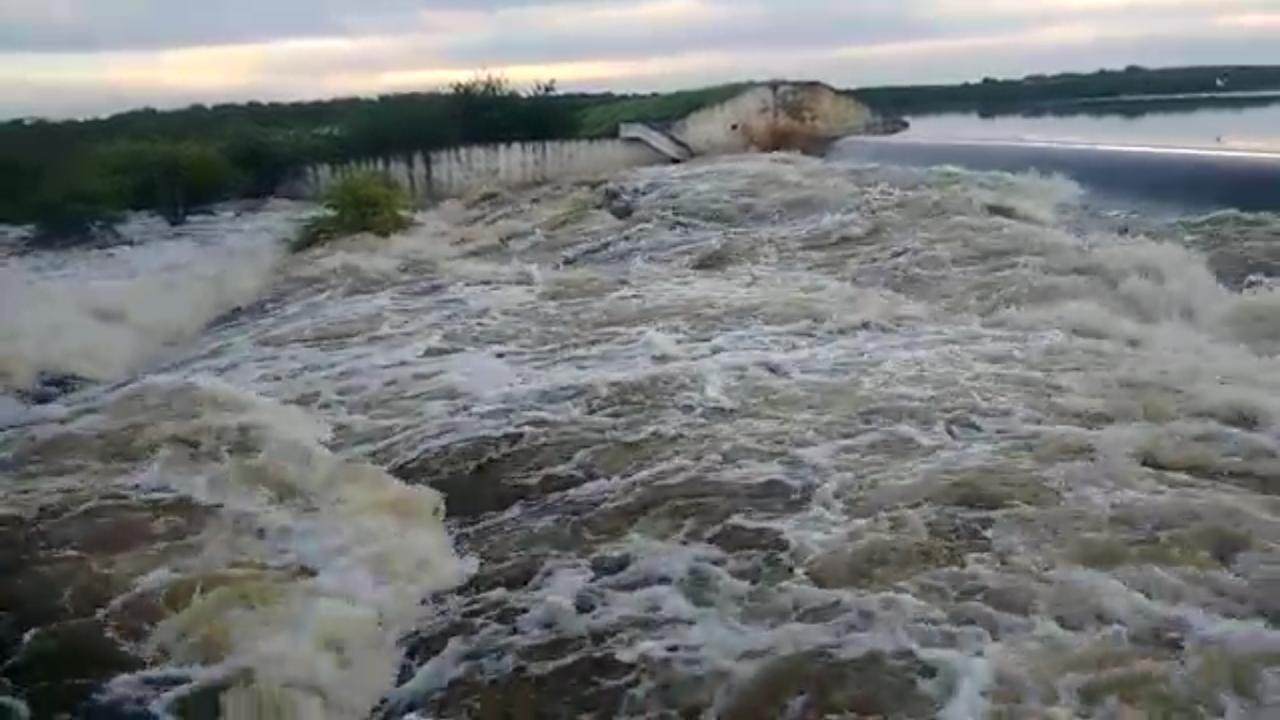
(3, 155), (1280, 718)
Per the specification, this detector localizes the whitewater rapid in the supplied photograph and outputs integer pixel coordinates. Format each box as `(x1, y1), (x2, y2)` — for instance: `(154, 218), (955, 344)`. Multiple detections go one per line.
(3, 154), (1280, 718)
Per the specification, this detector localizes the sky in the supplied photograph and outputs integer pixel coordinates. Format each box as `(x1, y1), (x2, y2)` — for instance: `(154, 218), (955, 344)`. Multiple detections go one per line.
(2, 0), (1279, 119)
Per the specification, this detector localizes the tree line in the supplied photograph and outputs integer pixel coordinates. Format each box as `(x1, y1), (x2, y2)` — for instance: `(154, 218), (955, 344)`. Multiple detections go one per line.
(852, 65), (1280, 116)
(0, 77), (591, 241)
(7, 65), (1279, 244)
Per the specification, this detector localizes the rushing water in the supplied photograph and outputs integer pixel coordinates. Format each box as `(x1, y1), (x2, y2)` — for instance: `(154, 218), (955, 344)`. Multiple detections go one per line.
(3, 154), (1280, 719)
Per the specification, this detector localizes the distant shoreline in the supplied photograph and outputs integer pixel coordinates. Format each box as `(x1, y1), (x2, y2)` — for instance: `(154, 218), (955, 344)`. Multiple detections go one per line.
(904, 90), (1280, 120)
(1065, 90), (1280, 105)
(6, 64), (1280, 244)
(852, 65), (1280, 117)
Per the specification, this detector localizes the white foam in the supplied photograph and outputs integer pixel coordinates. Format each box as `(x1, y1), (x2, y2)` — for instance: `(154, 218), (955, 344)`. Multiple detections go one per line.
(0, 208), (298, 390)
(643, 329), (684, 360)
(444, 351), (519, 397)
(0, 697), (29, 720)
(80, 378), (469, 718)
(10, 155), (1280, 718)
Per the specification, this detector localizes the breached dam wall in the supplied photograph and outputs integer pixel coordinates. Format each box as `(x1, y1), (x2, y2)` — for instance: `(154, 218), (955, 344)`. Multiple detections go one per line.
(284, 82), (901, 203)
(671, 82), (893, 156)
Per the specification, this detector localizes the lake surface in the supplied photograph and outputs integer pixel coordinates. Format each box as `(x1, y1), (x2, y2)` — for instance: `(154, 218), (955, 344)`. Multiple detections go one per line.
(836, 98), (1280, 213)
(903, 100), (1280, 154)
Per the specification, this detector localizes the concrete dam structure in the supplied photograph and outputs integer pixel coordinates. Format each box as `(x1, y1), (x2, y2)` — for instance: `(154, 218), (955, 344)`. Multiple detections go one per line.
(287, 82), (902, 202)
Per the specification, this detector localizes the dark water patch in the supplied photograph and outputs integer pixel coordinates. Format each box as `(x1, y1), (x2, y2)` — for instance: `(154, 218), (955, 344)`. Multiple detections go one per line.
(1, 619), (144, 718)
(806, 536), (969, 590)
(423, 652), (638, 720)
(707, 523), (788, 554)
(13, 373), (92, 406)
(1173, 211), (1280, 290)
(582, 477), (812, 544)
(392, 431), (601, 519)
(721, 649), (940, 720)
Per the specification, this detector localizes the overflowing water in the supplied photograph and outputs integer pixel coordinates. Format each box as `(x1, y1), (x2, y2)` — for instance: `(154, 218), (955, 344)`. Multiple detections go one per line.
(3, 154), (1280, 719)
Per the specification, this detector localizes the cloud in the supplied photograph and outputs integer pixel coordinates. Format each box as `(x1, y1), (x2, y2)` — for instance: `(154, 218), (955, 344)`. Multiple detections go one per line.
(0, 0), (606, 52)
(1217, 12), (1280, 30)
(1, 0), (1277, 118)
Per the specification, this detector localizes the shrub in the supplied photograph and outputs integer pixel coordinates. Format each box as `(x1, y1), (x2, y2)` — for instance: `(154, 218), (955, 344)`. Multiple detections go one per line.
(92, 140), (243, 225)
(29, 164), (124, 244)
(223, 129), (308, 197)
(293, 171), (413, 251)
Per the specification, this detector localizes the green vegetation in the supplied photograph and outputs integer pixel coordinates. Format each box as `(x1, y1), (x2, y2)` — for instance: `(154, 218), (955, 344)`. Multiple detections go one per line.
(6, 65), (1280, 245)
(575, 83), (749, 138)
(0, 76), (763, 244)
(1, 76), (589, 244)
(293, 172), (413, 252)
(95, 141), (244, 224)
(852, 64), (1280, 116)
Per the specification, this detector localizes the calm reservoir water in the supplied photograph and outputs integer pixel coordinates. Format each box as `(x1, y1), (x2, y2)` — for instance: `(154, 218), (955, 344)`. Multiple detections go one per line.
(902, 101), (1280, 153)
(837, 100), (1280, 213)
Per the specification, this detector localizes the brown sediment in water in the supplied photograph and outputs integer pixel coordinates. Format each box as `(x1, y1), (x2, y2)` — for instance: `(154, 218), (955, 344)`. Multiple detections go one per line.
(6, 155), (1280, 718)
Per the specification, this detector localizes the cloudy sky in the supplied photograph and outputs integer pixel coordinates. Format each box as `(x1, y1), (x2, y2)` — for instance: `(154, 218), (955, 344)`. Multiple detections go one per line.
(2, 0), (1278, 118)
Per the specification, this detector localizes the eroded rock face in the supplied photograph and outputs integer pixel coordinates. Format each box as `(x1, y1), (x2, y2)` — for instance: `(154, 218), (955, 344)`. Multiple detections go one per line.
(671, 82), (906, 157)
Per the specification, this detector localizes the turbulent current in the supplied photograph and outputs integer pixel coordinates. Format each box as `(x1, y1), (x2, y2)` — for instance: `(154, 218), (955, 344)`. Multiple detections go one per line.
(3, 154), (1280, 719)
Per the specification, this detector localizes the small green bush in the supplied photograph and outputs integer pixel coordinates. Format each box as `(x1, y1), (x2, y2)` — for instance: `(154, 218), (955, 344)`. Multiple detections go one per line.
(93, 140), (243, 225)
(30, 163), (124, 243)
(293, 171), (413, 251)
